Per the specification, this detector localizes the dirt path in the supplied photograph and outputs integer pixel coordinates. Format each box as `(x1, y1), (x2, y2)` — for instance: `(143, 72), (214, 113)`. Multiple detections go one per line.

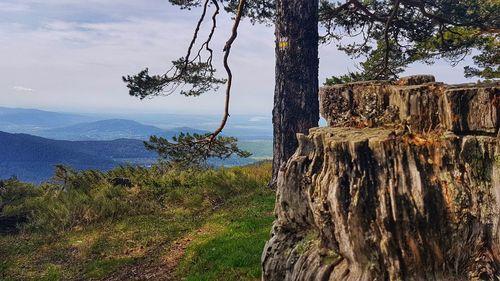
(99, 201), (227, 281)
(101, 231), (199, 281)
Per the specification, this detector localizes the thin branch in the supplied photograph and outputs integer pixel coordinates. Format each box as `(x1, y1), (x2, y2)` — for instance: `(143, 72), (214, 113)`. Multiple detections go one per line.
(205, 0), (220, 68)
(319, 0), (355, 21)
(161, 0), (221, 96)
(175, 0), (247, 145)
(210, 0), (247, 141)
(377, 0), (400, 79)
(191, 0), (219, 66)
(180, 0), (210, 75)
(351, 0), (387, 22)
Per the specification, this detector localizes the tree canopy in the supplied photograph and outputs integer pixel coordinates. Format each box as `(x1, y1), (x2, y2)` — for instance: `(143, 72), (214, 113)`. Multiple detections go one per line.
(144, 133), (251, 169)
(320, 0), (499, 80)
(144, 0), (498, 82)
(124, 0), (250, 166)
(123, 0), (498, 170)
(125, 0), (498, 100)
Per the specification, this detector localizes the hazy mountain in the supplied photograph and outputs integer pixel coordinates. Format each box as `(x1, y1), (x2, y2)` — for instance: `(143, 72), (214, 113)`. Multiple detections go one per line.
(127, 114), (274, 140)
(0, 107), (96, 133)
(38, 119), (160, 140)
(35, 119), (207, 141)
(0, 107), (272, 182)
(0, 131), (156, 183)
(0, 106), (273, 140)
(0, 131), (269, 183)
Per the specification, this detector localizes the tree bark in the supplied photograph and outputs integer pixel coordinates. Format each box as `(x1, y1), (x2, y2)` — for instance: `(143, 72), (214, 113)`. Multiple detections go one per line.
(270, 0), (320, 188)
(262, 79), (500, 281)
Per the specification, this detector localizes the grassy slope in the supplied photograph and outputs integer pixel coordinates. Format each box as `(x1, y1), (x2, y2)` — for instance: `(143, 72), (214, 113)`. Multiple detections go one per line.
(177, 190), (275, 281)
(0, 163), (275, 281)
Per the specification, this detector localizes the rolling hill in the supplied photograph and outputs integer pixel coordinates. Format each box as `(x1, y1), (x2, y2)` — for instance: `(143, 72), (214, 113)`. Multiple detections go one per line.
(0, 131), (156, 183)
(36, 119), (208, 140)
(0, 107), (274, 141)
(0, 107), (273, 183)
(0, 106), (96, 133)
(0, 131), (266, 183)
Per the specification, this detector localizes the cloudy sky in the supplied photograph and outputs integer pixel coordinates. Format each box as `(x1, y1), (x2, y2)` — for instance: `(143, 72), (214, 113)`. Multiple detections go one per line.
(0, 0), (475, 115)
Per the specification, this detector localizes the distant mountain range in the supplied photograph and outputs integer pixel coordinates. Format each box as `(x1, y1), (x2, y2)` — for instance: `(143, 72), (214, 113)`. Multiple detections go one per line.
(0, 107), (208, 141)
(0, 106), (273, 140)
(36, 119), (207, 141)
(0, 106), (97, 133)
(0, 130), (267, 183)
(0, 107), (272, 182)
(0, 131), (157, 183)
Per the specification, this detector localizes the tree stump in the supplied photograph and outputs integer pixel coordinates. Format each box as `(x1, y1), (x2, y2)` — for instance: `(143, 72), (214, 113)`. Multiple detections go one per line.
(262, 77), (500, 281)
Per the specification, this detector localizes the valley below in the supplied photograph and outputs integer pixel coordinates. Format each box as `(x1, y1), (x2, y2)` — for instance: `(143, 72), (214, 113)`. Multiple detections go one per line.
(0, 107), (273, 183)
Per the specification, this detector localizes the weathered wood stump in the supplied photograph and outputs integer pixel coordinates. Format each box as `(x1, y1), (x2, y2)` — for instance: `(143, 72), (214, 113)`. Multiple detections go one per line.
(262, 76), (500, 281)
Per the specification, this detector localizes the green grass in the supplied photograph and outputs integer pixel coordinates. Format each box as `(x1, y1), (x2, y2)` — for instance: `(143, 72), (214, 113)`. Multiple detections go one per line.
(0, 162), (274, 281)
(84, 257), (136, 279)
(0, 212), (194, 280)
(177, 190), (275, 281)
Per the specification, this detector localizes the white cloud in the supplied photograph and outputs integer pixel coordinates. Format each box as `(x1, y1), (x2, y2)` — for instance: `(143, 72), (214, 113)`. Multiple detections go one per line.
(13, 86), (34, 92)
(0, 9), (277, 114)
(0, 1), (475, 115)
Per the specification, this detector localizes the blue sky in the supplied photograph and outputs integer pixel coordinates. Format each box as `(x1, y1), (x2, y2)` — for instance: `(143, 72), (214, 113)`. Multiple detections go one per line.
(0, 0), (476, 115)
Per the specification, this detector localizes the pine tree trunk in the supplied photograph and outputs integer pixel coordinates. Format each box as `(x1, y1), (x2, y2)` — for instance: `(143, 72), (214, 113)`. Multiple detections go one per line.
(270, 0), (320, 187)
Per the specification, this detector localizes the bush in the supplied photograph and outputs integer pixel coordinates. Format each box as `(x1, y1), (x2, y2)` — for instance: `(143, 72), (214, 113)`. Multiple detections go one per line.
(0, 178), (40, 212)
(0, 162), (271, 234)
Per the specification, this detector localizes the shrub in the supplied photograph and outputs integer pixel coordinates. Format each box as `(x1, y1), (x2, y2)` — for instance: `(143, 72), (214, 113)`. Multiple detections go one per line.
(0, 178), (40, 212)
(0, 161), (271, 234)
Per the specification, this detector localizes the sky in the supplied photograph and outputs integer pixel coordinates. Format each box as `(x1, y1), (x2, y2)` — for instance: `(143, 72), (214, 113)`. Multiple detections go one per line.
(0, 0), (476, 115)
